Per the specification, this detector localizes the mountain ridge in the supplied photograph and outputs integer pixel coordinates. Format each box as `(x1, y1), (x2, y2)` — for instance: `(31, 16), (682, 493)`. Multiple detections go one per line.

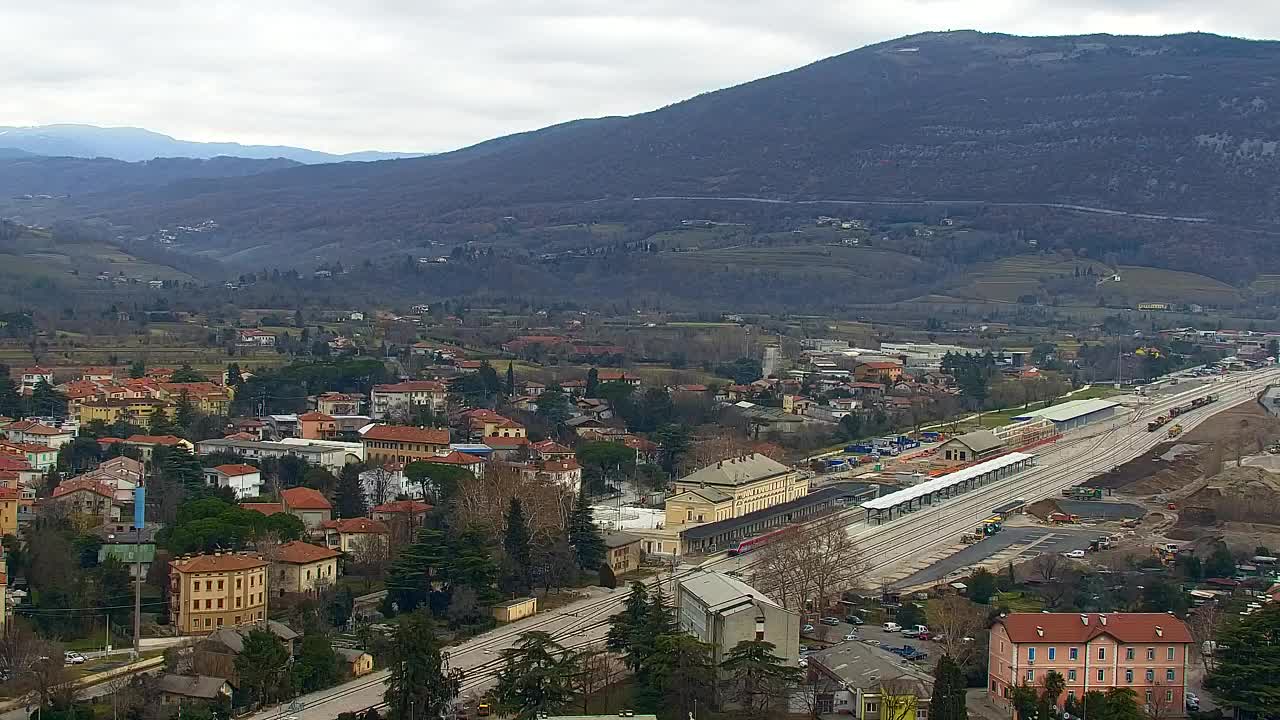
(0, 123), (424, 164)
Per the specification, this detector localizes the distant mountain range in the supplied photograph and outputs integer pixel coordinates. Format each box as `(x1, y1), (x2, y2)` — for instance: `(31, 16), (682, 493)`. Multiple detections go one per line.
(0, 124), (423, 163)
(5, 30), (1280, 306)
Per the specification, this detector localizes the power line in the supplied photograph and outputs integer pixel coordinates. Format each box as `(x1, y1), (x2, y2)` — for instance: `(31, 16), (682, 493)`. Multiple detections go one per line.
(13, 601), (168, 614)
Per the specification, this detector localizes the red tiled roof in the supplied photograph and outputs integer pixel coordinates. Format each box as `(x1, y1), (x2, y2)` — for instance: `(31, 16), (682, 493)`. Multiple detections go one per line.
(171, 553), (269, 573)
(223, 432), (257, 441)
(372, 381), (446, 393)
(372, 499), (433, 514)
(212, 464), (259, 477)
(7, 420), (65, 435)
(282, 486), (332, 510)
(596, 369), (631, 381)
(0, 455), (31, 471)
(859, 361), (902, 370)
(125, 434), (186, 446)
(424, 450), (485, 465)
(994, 613), (1192, 644)
(0, 486), (19, 500)
(298, 411), (335, 422)
(532, 440), (573, 454)
(52, 477), (115, 499)
(850, 382), (886, 389)
(485, 436), (529, 449)
(460, 408), (504, 421)
(675, 384), (709, 392)
(275, 540), (341, 564)
(240, 502), (285, 516)
(0, 441), (54, 454)
(321, 518), (388, 534)
(362, 424), (450, 445)
(456, 360), (483, 369)
(537, 459), (580, 472)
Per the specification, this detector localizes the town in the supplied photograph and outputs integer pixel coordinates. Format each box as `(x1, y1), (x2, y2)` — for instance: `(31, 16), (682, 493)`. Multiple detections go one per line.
(0, 306), (1278, 720)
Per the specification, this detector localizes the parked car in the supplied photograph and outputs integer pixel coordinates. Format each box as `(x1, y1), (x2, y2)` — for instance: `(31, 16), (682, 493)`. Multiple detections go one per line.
(63, 651), (86, 665)
(1185, 693), (1200, 711)
(862, 639), (881, 646)
(845, 615), (864, 625)
(1063, 549), (1087, 559)
(798, 657), (809, 668)
(843, 632), (859, 641)
(901, 629), (921, 639)
(802, 624), (815, 633)
(916, 631), (933, 641)
(882, 622), (901, 633)
(820, 616), (840, 626)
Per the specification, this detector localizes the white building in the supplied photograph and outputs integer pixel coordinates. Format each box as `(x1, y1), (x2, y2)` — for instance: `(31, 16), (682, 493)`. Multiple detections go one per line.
(370, 381), (448, 420)
(203, 464), (264, 499)
(675, 570), (801, 668)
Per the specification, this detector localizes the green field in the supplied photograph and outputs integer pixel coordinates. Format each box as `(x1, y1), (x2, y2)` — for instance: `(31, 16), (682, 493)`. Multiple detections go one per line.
(669, 245), (923, 279)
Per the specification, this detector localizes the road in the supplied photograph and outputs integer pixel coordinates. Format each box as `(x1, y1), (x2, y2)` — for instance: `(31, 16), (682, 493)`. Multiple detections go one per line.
(243, 368), (1278, 720)
(887, 526), (1099, 589)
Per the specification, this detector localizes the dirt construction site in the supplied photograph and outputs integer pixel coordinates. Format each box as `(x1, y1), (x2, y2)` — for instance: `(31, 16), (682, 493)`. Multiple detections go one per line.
(1073, 394), (1280, 554)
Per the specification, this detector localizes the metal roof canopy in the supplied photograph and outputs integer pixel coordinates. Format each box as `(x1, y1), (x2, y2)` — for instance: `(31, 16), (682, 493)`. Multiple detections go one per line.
(860, 452), (1034, 510)
(1011, 398), (1119, 423)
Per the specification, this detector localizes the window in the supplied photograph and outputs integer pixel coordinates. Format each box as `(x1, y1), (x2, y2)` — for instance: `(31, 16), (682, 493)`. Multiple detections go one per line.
(1098, 647), (1106, 660)
(1068, 669), (1077, 682)
(205, 599), (212, 609)
(205, 618), (211, 627)
(217, 580), (224, 591)
(235, 616), (241, 624)
(1097, 669), (1105, 682)
(205, 580), (212, 591)
(1048, 647), (1056, 661)
(1069, 647), (1079, 661)
(236, 578), (242, 590)
(1125, 670), (1133, 683)
(192, 600), (199, 610)
(1146, 648), (1155, 661)
(1166, 690), (1173, 702)
(1145, 690), (1152, 703)
(1145, 669), (1154, 682)
(864, 703), (879, 714)
(236, 597), (242, 608)
(1125, 647), (1134, 660)
(1166, 669), (1176, 682)
(1167, 647), (1175, 661)
(1028, 648), (1036, 661)
(216, 617), (224, 627)
(217, 599), (224, 609)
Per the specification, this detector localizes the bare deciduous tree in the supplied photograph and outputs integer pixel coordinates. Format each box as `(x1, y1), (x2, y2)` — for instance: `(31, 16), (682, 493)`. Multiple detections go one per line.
(1186, 603), (1222, 672)
(877, 678), (927, 720)
(572, 650), (622, 714)
(752, 523), (870, 613)
(1030, 552), (1064, 584)
(363, 465), (397, 507)
(925, 595), (986, 664)
(348, 534), (390, 591)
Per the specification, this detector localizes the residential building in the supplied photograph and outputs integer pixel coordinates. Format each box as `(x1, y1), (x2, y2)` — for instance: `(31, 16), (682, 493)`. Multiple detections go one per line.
(531, 440), (575, 461)
(169, 552), (269, 635)
(203, 464), (264, 499)
(808, 640), (934, 718)
(675, 569), (800, 668)
(154, 675), (233, 707)
(938, 430), (1006, 463)
(195, 438), (354, 473)
(314, 392), (364, 416)
(361, 424), (450, 466)
(485, 434), (531, 459)
(5, 420), (73, 450)
(370, 381), (448, 420)
(271, 541), (341, 594)
(78, 398), (172, 426)
(192, 621), (298, 684)
(518, 458), (583, 493)
(419, 450), (485, 478)
(280, 487), (333, 530)
(237, 329), (277, 346)
(123, 434), (193, 462)
(988, 612), (1193, 712)
(337, 648), (375, 678)
(665, 454), (808, 527)
(604, 532), (642, 574)
(50, 478), (120, 522)
(321, 517), (389, 552)
(15, 366), (54, 395)
(298, 411), (339, 440)
(854, 360), (904, 384)
(97, 530), (157, 579)
(0, 441), (57, 471)
(371, 499), (432, 526)
(0, 486), (17, 537)
(596, 369), (641, 387)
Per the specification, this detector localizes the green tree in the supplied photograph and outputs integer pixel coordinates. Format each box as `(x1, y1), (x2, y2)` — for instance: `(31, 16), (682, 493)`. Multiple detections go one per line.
(29, 379), (67, 418)
(292, 633), (340, 693)
(606, 582), (650, 671)
(575, 441), (636, 495)
(235, 629), (292, 706)
(128, 360), (146, 379)
(491, 632), (581, 720)
(478, 361), (502, 401)
(503, 498), (533, 595)
(147, 407), (178, 436)
(967, 568), (997, 604)
(566, 491), (605, 572)
(170, 364), (205, 383)
(403, 461), (469, 505)
(334, 463), (368, 518)
(654, 423), (690, 475)
(383, 611), (462, 720)
(174, 390), (197, 431)
(585, 367), (599, 397)
(645, 634), (716, 720)
(0, 375), (22, 418)
(535, 385), (572, 426)
(1207, 603), (1280, 715)
(506, 362), (516, 396)
(1141, 578), (1188, 614)
(1205, 541), (1237, 578)
(930, 655), (968, 720)
(1042, 670), (1066, 709)
(226, 363), (243, 387)
(719, 640), (803, 720)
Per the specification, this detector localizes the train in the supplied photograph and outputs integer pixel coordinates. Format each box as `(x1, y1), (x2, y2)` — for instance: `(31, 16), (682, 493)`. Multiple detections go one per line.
(727, 525), (796, 555)
(1147, 394), (1216, 432)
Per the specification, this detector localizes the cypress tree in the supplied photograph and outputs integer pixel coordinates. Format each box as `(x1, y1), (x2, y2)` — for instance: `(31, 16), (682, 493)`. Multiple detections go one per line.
(567, 492), (605, 571)
(503, 498), (533, 595)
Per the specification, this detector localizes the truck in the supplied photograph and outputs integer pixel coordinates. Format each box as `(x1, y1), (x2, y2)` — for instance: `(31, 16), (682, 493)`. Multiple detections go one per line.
(845, 443), (875, 454)
(1062, 486), (1104, 500)
(919, 431), (942, 443)
(1167, 424), (1184, 438)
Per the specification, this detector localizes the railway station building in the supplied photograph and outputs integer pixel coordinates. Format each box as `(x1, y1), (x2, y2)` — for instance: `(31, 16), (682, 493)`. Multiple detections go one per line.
(937, 430), (1006, 462)
(860, 452), (1036, 524)
(678, 482), (880, 555)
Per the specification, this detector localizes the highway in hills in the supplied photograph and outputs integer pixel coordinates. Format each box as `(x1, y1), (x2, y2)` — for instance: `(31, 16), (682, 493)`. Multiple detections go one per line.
(245, 369), (1280, 720)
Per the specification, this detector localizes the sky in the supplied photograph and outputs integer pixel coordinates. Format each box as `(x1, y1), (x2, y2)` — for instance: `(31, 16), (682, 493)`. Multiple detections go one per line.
(1, 1), (1277, 154)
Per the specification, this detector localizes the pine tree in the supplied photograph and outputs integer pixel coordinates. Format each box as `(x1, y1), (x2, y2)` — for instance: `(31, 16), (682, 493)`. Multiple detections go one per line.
(226, 362), (243, 387)
(384, 611), (462, 720)
(607, 582), (649, 671)
(0, 376), (21, 418)
(335, 463), (368, 518)
(505, 363), (516, 396)
(503, 498), (533, 595)
(174, 390), (196, 432)
(930, 655), (969, 720)
(566, 492), (605, 572)
(128, 360), (146, 378)
(636, 586), (676, 669)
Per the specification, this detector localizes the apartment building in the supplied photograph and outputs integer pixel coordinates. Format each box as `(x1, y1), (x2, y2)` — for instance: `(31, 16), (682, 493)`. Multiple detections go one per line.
(360, 424), (450, 466)
(370, 381), (448, 420)
(271, 541), (341, 594)
(988, 613), (1192, 712)
(170, 552), (269, 635)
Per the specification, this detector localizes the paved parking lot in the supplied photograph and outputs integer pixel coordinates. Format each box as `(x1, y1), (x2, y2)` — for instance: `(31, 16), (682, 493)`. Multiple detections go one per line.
(888, 526), (1099, 589)
(801, 618), (944, 661)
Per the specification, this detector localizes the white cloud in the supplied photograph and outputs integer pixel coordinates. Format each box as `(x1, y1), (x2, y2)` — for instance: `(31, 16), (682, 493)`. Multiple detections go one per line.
(0, 0), (1276, 153)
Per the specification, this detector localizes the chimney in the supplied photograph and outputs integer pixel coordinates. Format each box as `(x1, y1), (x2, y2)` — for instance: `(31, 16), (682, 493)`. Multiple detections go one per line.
(1100, 615), (1107, 626)
(1081, 614), (1089, 625)
(1036, 626), (1044, 637)
(1155, 626), (1163, 637)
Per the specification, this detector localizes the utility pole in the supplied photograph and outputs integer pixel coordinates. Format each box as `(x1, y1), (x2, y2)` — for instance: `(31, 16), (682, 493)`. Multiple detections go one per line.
(133, 477), (146, 659)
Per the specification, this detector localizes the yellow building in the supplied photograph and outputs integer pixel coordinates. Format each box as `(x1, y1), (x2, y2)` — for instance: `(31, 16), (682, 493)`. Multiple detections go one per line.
(79, 398), (171, 426)
(0, 485), (18, 538)
(320, 517), (389, 553)
(170, 552), (269, 635)
(271, 541), (341, 594)
(664, 453), (808, 527)
(361, 424), (450, 466)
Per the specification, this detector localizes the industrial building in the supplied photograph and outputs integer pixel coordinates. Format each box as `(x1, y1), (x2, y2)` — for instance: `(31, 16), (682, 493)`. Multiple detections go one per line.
(937, 429), (1006, 462)
(860, 453), (1036, 524)
(675, 570), (800, 669)
(1010, 398), (1120, 432)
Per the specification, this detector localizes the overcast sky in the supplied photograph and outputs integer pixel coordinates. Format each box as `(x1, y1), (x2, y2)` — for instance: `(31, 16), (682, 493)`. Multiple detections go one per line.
(1, 1), (1276, 154)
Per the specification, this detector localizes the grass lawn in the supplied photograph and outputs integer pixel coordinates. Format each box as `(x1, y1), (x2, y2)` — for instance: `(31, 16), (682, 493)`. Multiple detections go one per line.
(996, 591), (1045, 612)
(1066, 385), (1130, 401)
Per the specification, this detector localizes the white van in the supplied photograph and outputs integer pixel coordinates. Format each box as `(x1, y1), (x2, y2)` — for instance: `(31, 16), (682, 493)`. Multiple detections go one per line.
(883, 622), (902, 633)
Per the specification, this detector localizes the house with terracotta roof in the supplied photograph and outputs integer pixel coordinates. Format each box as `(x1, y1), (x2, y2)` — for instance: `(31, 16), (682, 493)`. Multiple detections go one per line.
(596, 368), (641, 387)
(14, 366), (53, 395)
(361, 424), (450, 466)
(484, 434), (530, 460)
(298, 411), (338, 440)
(320, 517), (389, 552)
(5, 420), (73, 450)
(370, 380), (448, 420)
(519, 458), (583, 493)
(853, 360), (904, 384)
(988, 612), (1193, 712)
(280, 487), (332, 530)
(271, 541), (341, 594)
(467, 412), (526, 441)
(236, 328), (277, 347)
(531, 440), (575, 461)
(419, 450), (486, 478)
(50, 477), (120, 523)
(0, 441), (57, 471)
(315, 392), (364, 416)
(122, 434), (193, 461)
(371, 499), (432, 526)
(80, 367), (119, 382)
(169, 552), (269, 634)
(203, 464), (264, 499)
(78, 398), (172, 427)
